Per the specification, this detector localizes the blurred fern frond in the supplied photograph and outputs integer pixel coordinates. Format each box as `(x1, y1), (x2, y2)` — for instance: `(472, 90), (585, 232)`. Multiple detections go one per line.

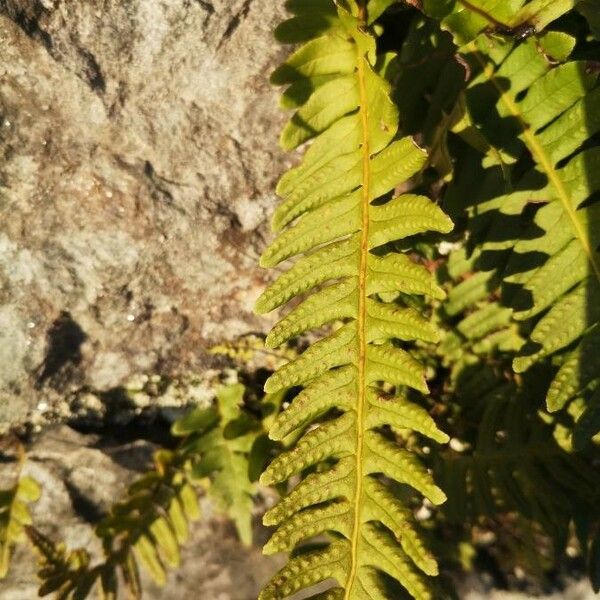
(27, 383), (268, 599)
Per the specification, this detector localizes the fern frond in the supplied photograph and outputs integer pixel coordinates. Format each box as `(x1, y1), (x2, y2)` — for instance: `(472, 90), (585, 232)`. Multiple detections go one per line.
(426, 1), (600, 417)
(257, 2), (452, 598)
(92, 460), (190, 590)
(27, 527), (102, 600)
(0, 441), (41, 579)
(27, 383), (263, 600)
(430, 241), (600, 578)
(435, 254), (597, 538)
(99, 384), (257, 583)
(180, 383), (261, 545)
(436, 247), (523, 388)
(438, 383), (599, 548)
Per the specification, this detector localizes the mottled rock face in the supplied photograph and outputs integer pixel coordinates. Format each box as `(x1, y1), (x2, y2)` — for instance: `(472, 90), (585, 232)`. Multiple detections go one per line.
(0, 0), (287, 426)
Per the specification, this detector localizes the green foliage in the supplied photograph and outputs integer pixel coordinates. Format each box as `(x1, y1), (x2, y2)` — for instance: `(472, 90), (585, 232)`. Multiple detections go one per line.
(433, 263), (599, 555)
(257, 0), (600, 597)
(172, 383), (259, 545)
(413, 0), (600, 590)
(0, 441), (41, 579)
(2, 1), (599, 598)
(27, 528), (111, 600)
(23, 383), (266, 599)
(256, 1), (454, 598)
(428, 0), (600, 430)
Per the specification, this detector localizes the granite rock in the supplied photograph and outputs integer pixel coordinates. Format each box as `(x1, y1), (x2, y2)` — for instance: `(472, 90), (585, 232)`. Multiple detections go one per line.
(0, 0), (287, 428)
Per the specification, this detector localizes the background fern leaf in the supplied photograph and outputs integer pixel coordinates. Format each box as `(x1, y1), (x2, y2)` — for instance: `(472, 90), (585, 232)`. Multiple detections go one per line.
(425, 0), (600, 440)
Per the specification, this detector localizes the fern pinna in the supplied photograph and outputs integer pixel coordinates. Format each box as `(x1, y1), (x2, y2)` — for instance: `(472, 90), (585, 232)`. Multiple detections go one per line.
(255, 1), (453, 598)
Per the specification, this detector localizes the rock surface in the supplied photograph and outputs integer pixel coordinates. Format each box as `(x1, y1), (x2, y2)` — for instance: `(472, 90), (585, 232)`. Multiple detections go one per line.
(0, 0), (287, 428)
(461, 576), (596, 600)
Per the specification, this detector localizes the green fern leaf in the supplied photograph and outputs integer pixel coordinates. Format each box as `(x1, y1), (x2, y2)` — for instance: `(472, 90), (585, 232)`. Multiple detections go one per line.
(257, 2), (452, 598)
(176, 383), (258, 546)
(437, 385), (598, 547)
(547, 327), (600, 413)
(27, 383), (260, 600)
(427, 1), (600, 413)
(27, 527), (100, 600)
(0, 448), (41, 579)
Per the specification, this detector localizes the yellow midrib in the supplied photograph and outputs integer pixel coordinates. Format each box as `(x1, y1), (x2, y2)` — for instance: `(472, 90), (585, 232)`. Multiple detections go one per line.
(345, 9), (371, 600)
(471, 45), (600, 284)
